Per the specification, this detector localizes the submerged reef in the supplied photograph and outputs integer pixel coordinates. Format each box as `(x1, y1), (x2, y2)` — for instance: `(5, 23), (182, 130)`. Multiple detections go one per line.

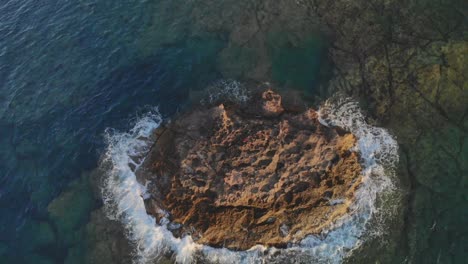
(138, 90), (363, 250)
(37, 0), (465, 263)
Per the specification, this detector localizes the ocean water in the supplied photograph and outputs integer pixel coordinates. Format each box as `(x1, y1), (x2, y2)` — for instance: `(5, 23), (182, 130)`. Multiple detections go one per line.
(0, 1), (222, 263)
(0, 0), (425, 263)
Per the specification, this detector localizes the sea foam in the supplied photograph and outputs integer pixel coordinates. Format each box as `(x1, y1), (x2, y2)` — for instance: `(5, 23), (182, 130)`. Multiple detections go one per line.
(101, 93), (399, 264)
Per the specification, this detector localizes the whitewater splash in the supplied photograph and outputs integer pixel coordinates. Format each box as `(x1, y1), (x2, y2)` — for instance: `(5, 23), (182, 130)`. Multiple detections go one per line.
(101, 95), (399, 264)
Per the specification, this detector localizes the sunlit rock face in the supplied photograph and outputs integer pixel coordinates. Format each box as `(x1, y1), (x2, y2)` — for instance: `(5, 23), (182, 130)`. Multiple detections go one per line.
(138, 90), (362, 250)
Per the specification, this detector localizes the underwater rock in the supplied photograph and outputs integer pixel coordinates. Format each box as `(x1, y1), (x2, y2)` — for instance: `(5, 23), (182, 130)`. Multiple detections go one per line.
(47, 176), (94, 246)
(17, 220), (56, 252)
(138, 89), (363, 250)
(140, 0), (325, 84)
(79, 208), (134, 264)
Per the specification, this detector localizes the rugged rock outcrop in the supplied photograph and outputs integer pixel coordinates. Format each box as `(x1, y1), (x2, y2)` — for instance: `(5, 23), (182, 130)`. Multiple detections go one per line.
(138, 90), (362, 250)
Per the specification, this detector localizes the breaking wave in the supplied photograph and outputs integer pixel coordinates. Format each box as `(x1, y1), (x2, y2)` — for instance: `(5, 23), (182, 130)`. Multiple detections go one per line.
(101, 92), (399, 264)
(200, 79), (251, 105)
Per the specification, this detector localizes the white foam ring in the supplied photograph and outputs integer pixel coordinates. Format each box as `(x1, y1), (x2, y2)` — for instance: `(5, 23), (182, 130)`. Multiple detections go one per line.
(101, 96), (399, 264)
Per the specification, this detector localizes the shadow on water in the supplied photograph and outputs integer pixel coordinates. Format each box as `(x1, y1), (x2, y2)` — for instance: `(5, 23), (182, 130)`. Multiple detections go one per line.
(0, 37), (223, 263)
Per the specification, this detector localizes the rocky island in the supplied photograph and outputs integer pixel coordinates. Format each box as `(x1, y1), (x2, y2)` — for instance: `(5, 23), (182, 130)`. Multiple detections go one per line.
(137, 89), (363, 250)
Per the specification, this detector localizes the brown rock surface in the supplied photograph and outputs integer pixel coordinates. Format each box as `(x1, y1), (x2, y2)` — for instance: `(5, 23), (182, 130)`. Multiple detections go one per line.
(138, 90), (362, 250)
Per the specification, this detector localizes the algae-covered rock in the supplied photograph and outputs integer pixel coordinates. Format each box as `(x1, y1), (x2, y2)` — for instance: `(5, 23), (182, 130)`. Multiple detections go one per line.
(137, 0), (326, 88)
(217, 44), (258, 79)
(47, 176), (94, 246)
(297, 1), (467, 262)
(17, 220), (56, 252)
(0, 242), (8, 259)
(21, 254), (55, 264)
(63, 207), (143, 264)
(80, 208), (133, 264)
(58, 174), (133, 264)
(269, 33), (329, 91)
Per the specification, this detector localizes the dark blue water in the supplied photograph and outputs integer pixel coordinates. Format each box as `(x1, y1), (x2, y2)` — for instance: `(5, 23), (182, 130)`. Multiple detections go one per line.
(0, 1), (222, 262)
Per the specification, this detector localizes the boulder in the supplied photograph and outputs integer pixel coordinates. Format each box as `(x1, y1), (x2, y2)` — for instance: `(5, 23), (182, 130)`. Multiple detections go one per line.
(138, 89), (362, 250)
